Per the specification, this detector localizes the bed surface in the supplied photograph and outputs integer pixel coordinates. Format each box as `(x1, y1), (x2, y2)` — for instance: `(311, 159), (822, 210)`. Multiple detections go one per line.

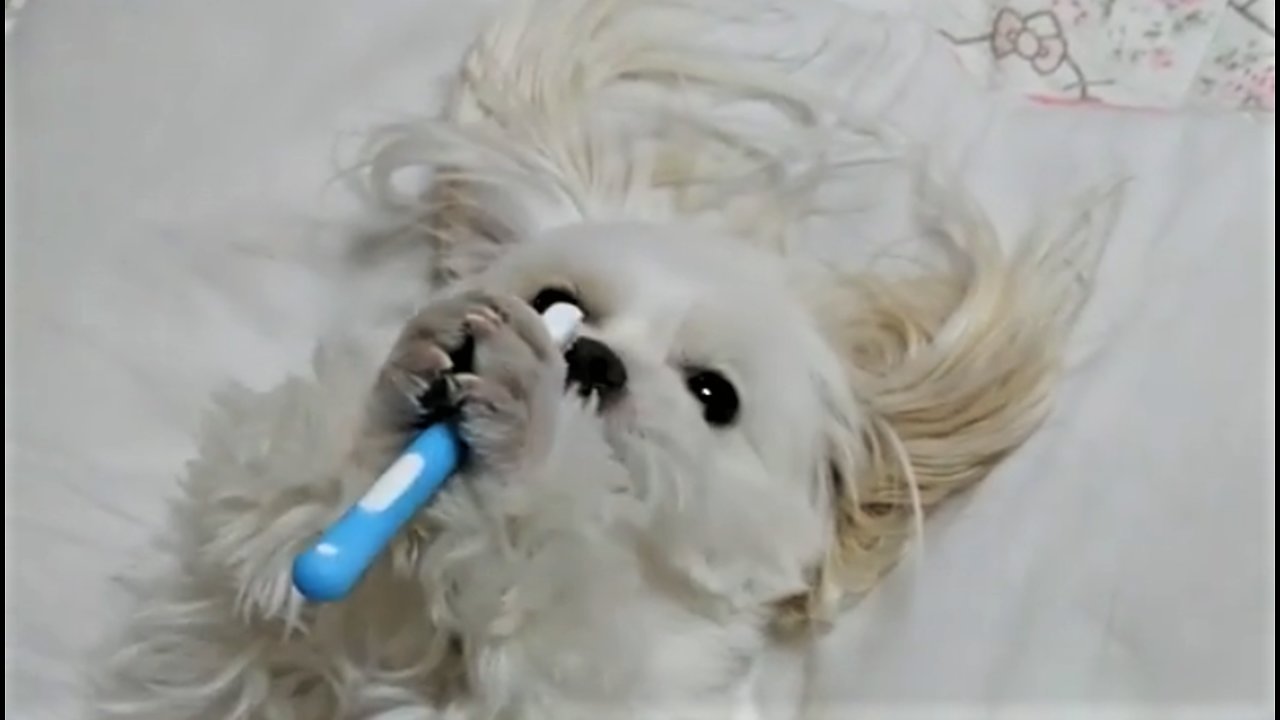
(5, 1), (1273, 717)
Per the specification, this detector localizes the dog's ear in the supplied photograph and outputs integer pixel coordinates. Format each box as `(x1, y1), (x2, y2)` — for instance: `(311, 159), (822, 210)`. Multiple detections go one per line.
(775, 178), (1123, 631)
(359, 123), (585, 286)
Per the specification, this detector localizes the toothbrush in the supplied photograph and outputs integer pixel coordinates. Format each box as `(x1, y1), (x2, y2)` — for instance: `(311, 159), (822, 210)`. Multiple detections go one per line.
(291, 302), (585, 603)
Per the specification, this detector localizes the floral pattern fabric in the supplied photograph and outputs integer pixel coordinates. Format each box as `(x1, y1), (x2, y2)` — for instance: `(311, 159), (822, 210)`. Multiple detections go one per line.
(931, 0), (1275, 112)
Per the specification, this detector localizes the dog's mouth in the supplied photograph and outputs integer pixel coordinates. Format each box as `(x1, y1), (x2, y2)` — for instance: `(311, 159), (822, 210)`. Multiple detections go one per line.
(564, 375), (627, 415)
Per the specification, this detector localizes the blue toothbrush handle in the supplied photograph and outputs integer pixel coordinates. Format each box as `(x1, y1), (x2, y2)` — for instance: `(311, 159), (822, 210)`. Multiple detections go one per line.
(290, 302), (583, 604)
(291, 422), (463, 602)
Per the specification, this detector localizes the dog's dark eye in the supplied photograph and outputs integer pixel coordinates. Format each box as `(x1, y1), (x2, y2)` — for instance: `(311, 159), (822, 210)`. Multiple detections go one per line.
(685, 369), (739, 427)
(529, 287), (581, 314)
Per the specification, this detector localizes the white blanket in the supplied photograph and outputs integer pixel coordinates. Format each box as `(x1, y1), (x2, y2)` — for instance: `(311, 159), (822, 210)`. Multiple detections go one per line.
(5, 1), (1273, 718)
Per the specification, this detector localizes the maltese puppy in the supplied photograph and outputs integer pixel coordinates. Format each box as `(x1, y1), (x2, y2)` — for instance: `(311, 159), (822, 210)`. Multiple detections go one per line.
(98, 0), (1117, 718)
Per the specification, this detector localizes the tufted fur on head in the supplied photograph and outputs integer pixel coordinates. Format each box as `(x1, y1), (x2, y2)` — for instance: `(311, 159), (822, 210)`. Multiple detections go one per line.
(96, 0), (1120, 718)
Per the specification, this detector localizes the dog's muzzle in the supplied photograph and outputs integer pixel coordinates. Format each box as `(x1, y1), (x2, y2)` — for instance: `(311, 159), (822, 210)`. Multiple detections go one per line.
(565, 337), (627, 400)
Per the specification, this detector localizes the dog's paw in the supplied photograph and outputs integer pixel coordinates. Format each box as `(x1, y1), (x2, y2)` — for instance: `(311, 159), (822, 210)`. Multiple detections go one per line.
(371, 290), (565, 472)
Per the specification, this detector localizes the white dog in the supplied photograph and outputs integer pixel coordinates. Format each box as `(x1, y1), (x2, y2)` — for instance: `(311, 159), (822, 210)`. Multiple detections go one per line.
(97, 1), (1117, 718)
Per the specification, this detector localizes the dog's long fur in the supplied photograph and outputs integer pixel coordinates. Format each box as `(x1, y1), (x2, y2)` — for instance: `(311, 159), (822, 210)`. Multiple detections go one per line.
(96, 1), (1118, 718)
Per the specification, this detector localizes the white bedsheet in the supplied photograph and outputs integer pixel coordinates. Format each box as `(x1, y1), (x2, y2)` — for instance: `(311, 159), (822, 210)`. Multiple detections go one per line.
(5, 1), (1274, 718)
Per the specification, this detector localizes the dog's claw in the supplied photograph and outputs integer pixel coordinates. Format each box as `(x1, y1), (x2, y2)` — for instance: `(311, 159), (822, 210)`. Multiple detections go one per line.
(424, 345), (453, 373)
(453, 373), (484, 396)
(464, 311), (500, 338)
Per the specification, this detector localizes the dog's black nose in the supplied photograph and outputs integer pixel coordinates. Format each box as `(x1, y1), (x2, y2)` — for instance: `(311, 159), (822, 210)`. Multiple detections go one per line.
(565, 337), (627, 397)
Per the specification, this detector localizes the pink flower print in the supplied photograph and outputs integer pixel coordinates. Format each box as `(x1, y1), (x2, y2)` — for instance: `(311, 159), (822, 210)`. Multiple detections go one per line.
(1259, 65), (1276, 96)
(991, 8), (1069, 75)
(1250, 63), (1277, 109)
(1150, 47), (1175, 70)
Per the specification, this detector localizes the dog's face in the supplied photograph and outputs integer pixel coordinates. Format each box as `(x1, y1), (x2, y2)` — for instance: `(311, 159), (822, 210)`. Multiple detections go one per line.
(460, 221), (861, 610)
